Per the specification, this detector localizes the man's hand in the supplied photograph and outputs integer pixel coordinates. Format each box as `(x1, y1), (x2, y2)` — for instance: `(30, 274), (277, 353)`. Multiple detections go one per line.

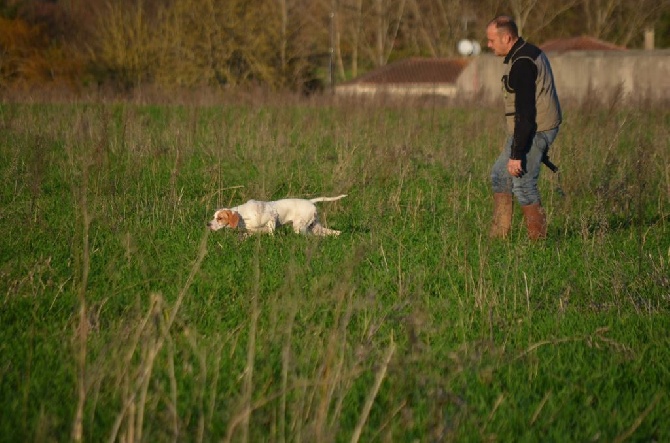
(507, 159), (523, 177)
(507, 158), (523, 177)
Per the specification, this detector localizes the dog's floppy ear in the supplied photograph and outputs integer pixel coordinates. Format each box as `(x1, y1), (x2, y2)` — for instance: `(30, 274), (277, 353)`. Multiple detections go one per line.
(227, 211), (240, 228)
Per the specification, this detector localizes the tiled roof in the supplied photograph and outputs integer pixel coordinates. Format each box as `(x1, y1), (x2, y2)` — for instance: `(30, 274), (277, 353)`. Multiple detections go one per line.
(344, 57), (470, 85)
(540, 36), (626, 53)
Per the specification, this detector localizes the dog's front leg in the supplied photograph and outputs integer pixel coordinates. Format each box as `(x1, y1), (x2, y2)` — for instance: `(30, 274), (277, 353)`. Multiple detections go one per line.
(265, 218), (278, 235)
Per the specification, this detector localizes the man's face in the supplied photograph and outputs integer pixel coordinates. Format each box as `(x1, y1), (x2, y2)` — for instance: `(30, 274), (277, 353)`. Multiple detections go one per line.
(486, 24), (512, 57)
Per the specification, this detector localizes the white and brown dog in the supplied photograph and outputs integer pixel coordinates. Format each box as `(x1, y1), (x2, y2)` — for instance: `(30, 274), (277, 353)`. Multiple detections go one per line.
(207, 195), (346, 236)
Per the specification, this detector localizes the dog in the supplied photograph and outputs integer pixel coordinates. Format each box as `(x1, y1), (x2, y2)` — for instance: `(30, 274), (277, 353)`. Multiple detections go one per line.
(207, 195), (346, 236)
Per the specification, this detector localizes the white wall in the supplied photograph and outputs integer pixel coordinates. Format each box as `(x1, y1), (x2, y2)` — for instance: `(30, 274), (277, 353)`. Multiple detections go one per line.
(456, 50), (670, 105)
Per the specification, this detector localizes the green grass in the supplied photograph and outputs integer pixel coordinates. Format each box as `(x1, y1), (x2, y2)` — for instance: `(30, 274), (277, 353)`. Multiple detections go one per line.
(0, 99), (669, 442)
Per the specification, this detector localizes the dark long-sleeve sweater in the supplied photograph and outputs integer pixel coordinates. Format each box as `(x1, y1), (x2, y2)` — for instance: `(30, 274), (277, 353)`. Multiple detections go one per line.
(502, 38), (562, 159)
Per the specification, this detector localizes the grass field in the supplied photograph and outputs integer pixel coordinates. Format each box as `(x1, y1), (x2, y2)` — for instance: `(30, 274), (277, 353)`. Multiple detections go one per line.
(0, 98), (668, 442)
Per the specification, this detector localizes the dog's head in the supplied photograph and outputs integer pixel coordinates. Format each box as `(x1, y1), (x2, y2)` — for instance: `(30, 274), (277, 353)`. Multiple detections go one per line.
(207, 209), (241, 231)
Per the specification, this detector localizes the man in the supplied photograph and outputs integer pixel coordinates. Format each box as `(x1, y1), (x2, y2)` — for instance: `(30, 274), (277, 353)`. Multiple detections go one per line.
(486, 16), (562, 240)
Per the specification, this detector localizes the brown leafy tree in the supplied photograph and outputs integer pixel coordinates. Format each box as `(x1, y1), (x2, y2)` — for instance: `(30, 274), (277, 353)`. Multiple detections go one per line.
(86, 0), (326, 91)
(0, 15), (82, 89)
(2, 0), (670, 92)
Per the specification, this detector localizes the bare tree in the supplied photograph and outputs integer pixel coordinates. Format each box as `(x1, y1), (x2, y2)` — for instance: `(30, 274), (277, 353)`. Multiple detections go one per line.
(581, 0), (619, 38)
(611, 0), (670, 47)
(402, 0), (486, 58)
(323, 0), (406, 80)
(350, 0), (363, 77)
(507, 0), (539, 36)
(356, 0), (406, 67)
(478, 0), (581, 43)
(273, 0), (330, 89)
(333, 0), (346, 80)
(525, 0), (581, 41)
(406, 0), (436, 56)
(504, 0), (581, 42)
(577, 0), (670, 46)
(28, 0), (670, 91)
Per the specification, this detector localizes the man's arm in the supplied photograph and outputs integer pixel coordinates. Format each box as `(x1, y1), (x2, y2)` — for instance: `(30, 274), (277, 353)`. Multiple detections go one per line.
(509, 58), (538, 160)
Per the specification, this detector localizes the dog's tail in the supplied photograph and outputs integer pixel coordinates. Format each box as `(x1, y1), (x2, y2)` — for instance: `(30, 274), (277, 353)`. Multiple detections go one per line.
(310, 194), (347, 203)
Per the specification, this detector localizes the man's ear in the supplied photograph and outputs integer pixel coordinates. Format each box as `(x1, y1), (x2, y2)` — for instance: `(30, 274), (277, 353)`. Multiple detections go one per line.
(228, 212), (240, 228)
(504, 33), (513, 45)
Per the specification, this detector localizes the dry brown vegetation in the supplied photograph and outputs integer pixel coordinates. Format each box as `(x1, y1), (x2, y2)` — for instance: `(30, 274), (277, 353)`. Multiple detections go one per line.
(0, 0), (669, 94)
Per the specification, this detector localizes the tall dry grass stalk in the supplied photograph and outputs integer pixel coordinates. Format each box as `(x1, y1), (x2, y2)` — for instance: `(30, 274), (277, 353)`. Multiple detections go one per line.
(71, 155), (90, 443)
(223, 237), (260, 443)
(108, 293), (163, 443)
(350, 335), (395, 443)
(279, 301), (297, 443)
(63, 109), (103, 443)
(613, 392), (664, 443)
(242, 238), (260, 442)
(107, 230), (210, 443)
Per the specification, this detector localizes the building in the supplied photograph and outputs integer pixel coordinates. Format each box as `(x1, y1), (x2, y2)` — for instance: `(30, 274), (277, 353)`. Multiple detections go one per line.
(335, 57), (469, 98)
(337, 37), (670, 104)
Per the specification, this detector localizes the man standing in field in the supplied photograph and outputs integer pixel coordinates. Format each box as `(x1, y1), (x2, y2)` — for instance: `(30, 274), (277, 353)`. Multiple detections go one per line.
(486, 16), (562, 240)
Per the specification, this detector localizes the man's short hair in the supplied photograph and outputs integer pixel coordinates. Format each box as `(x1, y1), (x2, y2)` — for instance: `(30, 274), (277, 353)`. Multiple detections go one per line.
(489, 16), (519, 38)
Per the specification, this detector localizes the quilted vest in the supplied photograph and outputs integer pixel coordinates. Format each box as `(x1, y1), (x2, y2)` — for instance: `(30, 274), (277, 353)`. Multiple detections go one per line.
(502, 40), (562, 135)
